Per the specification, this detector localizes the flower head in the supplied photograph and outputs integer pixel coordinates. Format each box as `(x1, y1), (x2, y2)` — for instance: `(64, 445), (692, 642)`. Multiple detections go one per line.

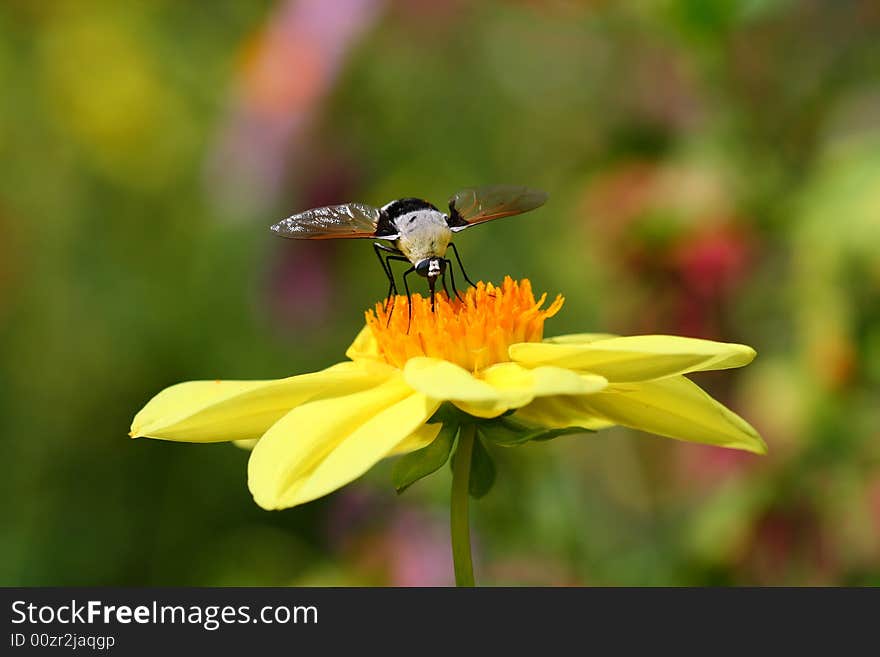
(130, 277), (765, 511)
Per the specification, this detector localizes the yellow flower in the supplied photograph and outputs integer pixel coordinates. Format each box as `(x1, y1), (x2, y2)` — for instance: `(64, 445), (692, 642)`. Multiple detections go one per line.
(130, 277), (765, 511)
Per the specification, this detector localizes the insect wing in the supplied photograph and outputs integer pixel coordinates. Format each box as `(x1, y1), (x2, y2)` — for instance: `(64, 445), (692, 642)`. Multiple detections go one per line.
(271, 203), (382, 239)
(448, 185), (548, 231)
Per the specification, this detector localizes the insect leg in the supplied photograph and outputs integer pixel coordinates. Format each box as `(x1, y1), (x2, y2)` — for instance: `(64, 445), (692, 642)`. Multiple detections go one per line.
(428, 275), (437, 313)
(444, 258), (465, 302)
(383, 255), (411, 325)
(402, 266), (416, 333)
(449, 242), (477, 288)
(440, 270), (451, 300)
(373, 242), (402, 308)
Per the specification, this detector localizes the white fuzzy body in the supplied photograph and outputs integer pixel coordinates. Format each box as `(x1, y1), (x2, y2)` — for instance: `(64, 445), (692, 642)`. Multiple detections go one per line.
(392, 209), (453, 266)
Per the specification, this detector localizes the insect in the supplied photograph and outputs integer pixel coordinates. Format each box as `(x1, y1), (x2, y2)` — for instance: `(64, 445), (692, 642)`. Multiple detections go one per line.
(270, 184), (548, 321)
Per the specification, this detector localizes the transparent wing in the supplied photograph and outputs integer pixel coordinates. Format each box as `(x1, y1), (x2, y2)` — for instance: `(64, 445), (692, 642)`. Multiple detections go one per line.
(270, 203), (383, 239)
(447, 185), (548, 231)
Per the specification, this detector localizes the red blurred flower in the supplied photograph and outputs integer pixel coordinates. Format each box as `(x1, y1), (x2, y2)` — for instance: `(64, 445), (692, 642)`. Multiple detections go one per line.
(740, 502), (838, 585)
(580, 161), (755, 338)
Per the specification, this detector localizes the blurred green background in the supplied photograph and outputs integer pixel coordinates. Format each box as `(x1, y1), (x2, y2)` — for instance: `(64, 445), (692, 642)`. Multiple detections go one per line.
(2, 0), (879, 586)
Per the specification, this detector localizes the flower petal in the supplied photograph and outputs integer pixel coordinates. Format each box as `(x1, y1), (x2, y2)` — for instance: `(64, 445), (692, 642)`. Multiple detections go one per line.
(404, 357), (606, 419)
(513, 395), (615, 431)
(580, 377), (766, 454)
(345, 325), (383, 362)
(130, 360), (393, 442)
(403, 357), (500, 403)
(387, 422), (444, 456)
(248, 375), (440, 509)
(510, 335), (756, 382)
(479, 362), (606, 407)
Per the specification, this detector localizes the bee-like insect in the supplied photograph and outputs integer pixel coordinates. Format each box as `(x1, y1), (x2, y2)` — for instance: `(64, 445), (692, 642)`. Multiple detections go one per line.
(270, 184), (547, 317)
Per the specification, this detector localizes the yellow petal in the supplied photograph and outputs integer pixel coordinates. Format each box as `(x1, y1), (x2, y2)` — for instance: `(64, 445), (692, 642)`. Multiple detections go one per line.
(345, 325), (382, 362)
(404, 357), (500, 403)
(581, 377), (767, 454)
(404, 357), (606, 419)
(233, 439), (258, 451)
(513, 395), (615, 430)
(511, 335), (756, 382)
(476, 362), (606, 410)
(404, 357), (507, 419)
(248, 375), (440, 509)
(388, 422), (444, 456)
(130, 360), (392, 442)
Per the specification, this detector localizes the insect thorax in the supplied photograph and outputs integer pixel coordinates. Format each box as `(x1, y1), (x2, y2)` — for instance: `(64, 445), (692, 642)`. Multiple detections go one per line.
(390, 207), (453, 265)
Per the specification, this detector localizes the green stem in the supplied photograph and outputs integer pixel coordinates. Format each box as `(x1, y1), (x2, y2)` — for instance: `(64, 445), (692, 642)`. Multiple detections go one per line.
(451, 424), (476, 587)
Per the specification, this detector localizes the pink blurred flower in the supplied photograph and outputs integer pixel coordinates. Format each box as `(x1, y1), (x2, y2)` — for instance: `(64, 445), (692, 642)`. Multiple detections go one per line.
(262, 154), (361, 331)
(326, 490), (454, 586)
(206, 0), (384, 217)
(265, 242), (333, 331)
(676, 442), (756, 491)
(387, 510), (454, 587)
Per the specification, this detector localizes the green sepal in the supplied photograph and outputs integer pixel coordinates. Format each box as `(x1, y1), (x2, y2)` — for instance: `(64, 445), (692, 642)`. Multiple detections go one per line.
(525, 426), (594, 442)
(427, 401), (593, 449)
(392, 422), (459, 494)
(428, 402), (479, 426)
(479, 416), (594, 446)
(469, 433), (497, 498)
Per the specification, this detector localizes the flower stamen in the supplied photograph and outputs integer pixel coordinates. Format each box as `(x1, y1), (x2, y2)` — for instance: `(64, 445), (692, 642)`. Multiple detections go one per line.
(366, 277), (564, 371)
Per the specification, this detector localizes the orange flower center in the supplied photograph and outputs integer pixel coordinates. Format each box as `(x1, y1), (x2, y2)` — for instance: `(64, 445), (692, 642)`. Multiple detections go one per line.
(365, 277), (564, 371)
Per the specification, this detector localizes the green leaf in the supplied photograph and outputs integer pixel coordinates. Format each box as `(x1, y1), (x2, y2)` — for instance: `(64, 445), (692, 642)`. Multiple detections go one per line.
(468, 434), (496, 498)
(392, 423), (458, 494)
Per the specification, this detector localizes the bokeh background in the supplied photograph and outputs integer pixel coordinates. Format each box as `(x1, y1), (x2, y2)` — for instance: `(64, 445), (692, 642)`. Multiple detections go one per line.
(2, 0), (879, 586)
